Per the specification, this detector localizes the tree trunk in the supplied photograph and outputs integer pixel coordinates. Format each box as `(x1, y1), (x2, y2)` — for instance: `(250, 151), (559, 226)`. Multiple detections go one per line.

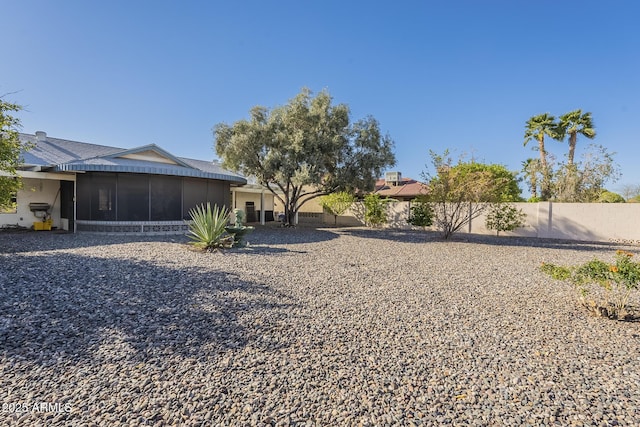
(538, 137), (547, 171)
(538, 136), (551, 200)
(284, 199), (297, 226)
(568, 132), (577, 166)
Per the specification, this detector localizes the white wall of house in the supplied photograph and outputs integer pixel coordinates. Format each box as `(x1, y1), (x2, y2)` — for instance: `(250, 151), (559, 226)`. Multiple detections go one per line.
(231, 187), (275, 223)
(1, 177), (65, 229)
(233, 191), (274, 212)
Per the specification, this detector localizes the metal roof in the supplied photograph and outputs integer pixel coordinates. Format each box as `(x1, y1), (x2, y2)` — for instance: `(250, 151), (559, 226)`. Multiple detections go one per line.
(19, 132), (247, 184)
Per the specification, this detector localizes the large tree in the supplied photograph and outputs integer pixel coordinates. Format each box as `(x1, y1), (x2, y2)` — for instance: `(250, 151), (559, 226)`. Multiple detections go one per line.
(553, 144), (620, 202)
(0, 97), (24, 210)
(523, 113), (559, 200)
(422, 151), (521, 239)
(214, 88), (395, 225)
(557, 109), (596, 166)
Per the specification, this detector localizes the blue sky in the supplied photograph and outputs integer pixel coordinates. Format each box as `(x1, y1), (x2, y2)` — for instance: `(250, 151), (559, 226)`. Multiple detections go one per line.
(3, 1), (639, 195)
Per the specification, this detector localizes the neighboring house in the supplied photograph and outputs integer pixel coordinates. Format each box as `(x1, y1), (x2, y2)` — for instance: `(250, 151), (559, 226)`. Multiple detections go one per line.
(373, 171), (427, 201)
(231, 176), (276, 224)
(275, 171), (426, 225)
(1, 131), (276, 233)
(272, 185), (325, 223)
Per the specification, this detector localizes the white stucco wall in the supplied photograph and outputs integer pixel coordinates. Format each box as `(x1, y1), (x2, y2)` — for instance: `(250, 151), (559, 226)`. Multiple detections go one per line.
(1, 177), (63, 229)
(233, 191), (274, 212)
(231, 188), (275, 223)
(449, 202), (640, 243)
(336, 201), (640, 244)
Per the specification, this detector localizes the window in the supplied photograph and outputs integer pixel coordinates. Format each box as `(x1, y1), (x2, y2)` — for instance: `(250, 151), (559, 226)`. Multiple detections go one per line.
(98, 188), (112, 211)
(89, 174), (116, 220)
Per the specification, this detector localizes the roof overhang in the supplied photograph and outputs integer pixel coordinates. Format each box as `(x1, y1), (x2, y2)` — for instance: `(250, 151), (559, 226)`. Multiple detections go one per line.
(8, 170), (77, 181)
(51, 163), (247, 184)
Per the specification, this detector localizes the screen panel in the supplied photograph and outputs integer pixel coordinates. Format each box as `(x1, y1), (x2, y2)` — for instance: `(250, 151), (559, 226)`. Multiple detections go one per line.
(117, 174), (149, 221)
(150, 175), (182, 220)
(182, 178), (209, 219)
(76, 175), (91, 220)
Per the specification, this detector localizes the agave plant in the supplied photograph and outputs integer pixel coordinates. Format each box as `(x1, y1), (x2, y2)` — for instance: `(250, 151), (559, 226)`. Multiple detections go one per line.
(186, 203), (232, 251)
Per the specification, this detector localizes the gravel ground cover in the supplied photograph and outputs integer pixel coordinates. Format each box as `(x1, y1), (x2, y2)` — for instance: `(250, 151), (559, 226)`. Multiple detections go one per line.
(1, 227), (639, 426)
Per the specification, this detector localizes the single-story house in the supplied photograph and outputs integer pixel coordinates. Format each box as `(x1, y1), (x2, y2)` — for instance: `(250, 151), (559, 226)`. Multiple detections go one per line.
(1, 131), (274, 233)
(373, 171), (427, 201)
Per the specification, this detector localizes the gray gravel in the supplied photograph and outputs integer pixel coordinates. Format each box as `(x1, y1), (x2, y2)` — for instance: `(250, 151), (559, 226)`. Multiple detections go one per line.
(1, 227), (639, 426)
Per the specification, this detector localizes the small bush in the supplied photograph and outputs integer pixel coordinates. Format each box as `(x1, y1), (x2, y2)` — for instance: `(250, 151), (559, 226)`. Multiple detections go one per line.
(186, 203), (233, 251)
(407, 200), (433, 228)
(540, 250), (640, 320)
(540, 263), (571, 281)
(485, 203), (526, 236)
(319, 192), (356, 226)
(363, 194), (392, 228)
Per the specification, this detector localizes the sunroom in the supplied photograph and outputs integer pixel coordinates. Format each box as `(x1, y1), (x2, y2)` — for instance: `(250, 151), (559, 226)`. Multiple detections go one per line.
(3, 131), (253, 233)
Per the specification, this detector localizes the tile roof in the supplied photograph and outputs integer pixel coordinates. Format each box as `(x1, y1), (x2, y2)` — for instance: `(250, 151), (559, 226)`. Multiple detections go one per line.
(374, 177), (427, 199)
(18, 132), (247, 184)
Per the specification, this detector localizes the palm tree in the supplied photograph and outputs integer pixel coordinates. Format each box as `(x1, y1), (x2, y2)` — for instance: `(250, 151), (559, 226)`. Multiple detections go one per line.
(521, 158), (541, 199)
(557, 109), (596, 166)
(524, 113), (558, 200)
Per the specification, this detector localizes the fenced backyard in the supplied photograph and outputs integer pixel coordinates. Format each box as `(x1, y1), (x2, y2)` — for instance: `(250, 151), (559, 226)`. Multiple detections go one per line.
(318, 201), (640, 245)
(1, 227), (639, 425)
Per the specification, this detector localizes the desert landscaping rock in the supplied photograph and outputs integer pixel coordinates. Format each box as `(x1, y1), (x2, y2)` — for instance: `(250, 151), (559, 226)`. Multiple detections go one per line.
(1, 227), (639, 426)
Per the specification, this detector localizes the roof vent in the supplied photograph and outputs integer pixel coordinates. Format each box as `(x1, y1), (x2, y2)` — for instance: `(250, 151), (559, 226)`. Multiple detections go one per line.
(35, 131), (47, 142)
(385, 171), (402, 186)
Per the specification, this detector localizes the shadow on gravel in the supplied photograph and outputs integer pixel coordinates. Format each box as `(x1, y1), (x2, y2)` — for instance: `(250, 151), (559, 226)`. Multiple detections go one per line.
(244, 226), (341, 245)
(339, 228), (632, 252)
(0, 232), (189, 254)
(0, 252), (297, 366)
(226, 246), (308, 255)
(338, 228), (440, 244)
(0, 226), (341, 254)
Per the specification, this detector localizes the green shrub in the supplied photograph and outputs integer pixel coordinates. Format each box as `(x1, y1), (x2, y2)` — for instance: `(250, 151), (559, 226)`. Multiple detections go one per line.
(407, 199), (433, 228)
(319, 192), (356, 225)
(363, 194), (392, 227)
(485, 203), (526, 236)
(540, 263), (571, 281)
(540, 250), (640, 320)
(186, 203), (233, 251)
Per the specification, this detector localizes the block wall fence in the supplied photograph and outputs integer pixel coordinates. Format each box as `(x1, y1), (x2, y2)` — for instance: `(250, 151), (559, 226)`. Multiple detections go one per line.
(328, 202), (640, 244)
